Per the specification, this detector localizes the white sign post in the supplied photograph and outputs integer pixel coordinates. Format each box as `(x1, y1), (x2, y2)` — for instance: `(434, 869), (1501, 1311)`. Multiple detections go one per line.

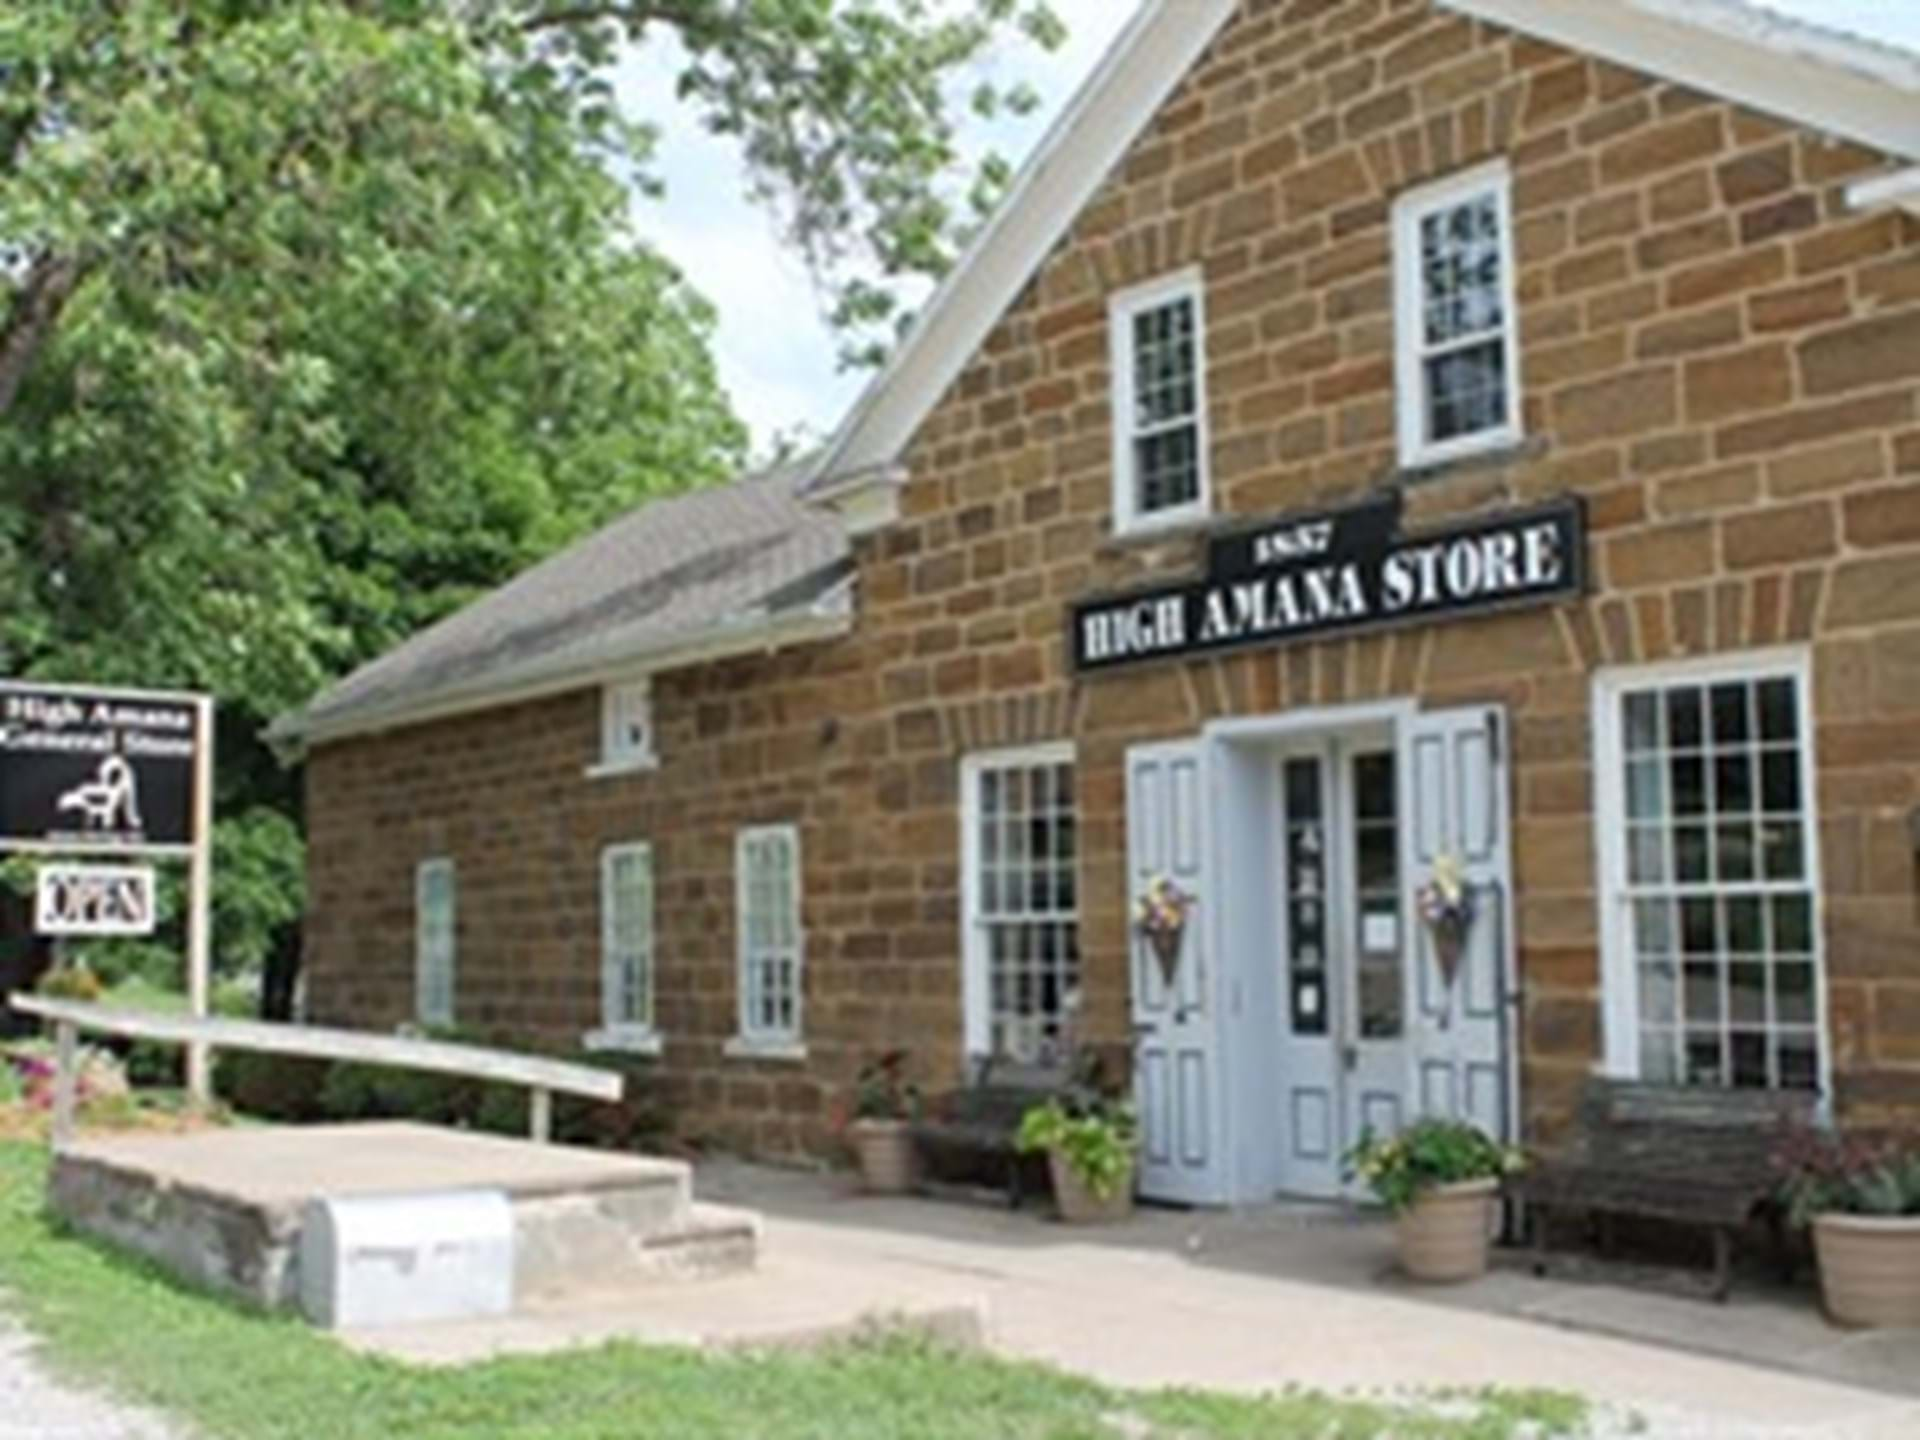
(0, 681), (216, 1107)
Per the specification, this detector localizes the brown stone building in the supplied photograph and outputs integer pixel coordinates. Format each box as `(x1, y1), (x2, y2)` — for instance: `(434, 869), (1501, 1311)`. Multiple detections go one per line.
(278, 0), (1920, 1202)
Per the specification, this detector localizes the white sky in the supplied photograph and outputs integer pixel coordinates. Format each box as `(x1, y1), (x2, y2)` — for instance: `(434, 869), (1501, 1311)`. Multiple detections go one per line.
(618, 0), (1920, 454)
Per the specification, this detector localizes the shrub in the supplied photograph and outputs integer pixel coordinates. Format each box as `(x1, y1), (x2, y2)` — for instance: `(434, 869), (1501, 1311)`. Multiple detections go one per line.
(1345, 1119), (1525, 1213)
(1775, 1125), (1920, 1227)
(1016, 1098), (1138, 1200)
(852, 1050), (919, 1122)
(35, 963), (103, 1003)
(216, 1052), (333, 1122)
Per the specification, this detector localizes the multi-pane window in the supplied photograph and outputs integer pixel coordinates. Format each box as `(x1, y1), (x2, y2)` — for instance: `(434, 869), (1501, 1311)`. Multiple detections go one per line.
(736, 826), (802, 1044)
(415, 858), (456, 1028)
(1394, 164), (1520, 467)
(601, 678), (656, 769)
(1602, 666), (1823, 1092)
(964, 746), (1080, 1066)
(1352, 751), (1403, 1041)
(1110, 272), (1209, 533)
(601, 843), (654, 1037)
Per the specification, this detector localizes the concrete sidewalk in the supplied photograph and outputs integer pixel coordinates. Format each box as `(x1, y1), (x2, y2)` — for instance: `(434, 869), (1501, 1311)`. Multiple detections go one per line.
(349, 1161), (1920, 1439)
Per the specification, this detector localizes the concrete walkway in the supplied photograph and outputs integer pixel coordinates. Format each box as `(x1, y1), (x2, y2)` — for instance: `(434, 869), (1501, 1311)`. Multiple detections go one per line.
(348, 1161), (1920, 1438)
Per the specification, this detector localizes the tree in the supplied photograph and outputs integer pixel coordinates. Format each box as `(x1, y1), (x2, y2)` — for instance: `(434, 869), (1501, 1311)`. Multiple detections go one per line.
(0, 0), (1062, 997)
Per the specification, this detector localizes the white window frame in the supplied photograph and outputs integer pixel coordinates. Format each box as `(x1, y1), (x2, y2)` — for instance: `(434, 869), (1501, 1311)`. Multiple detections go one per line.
(1592, 648), (1830, 1099)
(592, 676), (657, 776)
(959, 740), (1078, 1064)
(586, 841), (661, 1056)
(414, 857), (456, 1028)
(1392, 160), (1523, 470)
(1108, 267), (1211, 537)
(726, 824), (806, 1061)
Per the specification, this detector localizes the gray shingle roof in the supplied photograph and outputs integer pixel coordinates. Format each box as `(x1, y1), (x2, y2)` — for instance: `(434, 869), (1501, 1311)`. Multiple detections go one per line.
(277, 462), (850, 744)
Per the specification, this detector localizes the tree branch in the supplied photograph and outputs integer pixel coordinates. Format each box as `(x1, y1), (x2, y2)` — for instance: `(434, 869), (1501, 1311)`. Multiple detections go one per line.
(0, 252), (85, 417)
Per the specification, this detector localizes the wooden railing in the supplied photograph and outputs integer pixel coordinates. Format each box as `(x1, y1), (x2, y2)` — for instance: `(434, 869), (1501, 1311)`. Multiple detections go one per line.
(10, 996), (623, 1147)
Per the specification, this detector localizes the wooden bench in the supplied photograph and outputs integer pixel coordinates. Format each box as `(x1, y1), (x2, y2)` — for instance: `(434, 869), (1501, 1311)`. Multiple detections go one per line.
(1511, 1079), (1816, 1301)
(910, 1061), (1057, 1209)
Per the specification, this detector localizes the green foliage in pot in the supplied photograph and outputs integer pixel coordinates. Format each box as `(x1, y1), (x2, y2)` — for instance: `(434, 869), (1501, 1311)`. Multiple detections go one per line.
(853, 1050), (921, 1123)
(1016, 1098), (1138, 1201)
(1775, 1124), (1920, 1227)
(1345, 1118), (1525, 1213)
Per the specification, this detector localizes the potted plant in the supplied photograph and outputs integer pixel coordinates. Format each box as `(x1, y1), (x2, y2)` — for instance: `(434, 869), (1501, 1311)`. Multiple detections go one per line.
(1346, 1118), (1524, 1282)
(1776, 1125), (1920, 1328)
(847, 1050), (920, 1194)
(1016, 1094), (1139, 1224)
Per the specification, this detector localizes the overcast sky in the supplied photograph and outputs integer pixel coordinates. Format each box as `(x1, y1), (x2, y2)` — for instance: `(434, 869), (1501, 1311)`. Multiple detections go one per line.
(618, 1), (1920, 455)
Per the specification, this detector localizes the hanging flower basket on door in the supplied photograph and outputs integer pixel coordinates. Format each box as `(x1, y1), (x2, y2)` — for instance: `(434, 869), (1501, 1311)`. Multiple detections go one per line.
(1133, 877), (1197, 989)
(1416, 853), (1477, 992)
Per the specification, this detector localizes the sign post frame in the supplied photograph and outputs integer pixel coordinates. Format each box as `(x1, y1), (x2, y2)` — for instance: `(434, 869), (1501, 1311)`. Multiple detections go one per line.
(0, 680), (217, 1108)
(186, 694), (214, 1103)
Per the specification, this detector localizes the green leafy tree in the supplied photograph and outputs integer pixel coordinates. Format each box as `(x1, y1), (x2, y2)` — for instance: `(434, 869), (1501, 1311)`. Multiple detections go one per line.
(0, 0), (1062, 999)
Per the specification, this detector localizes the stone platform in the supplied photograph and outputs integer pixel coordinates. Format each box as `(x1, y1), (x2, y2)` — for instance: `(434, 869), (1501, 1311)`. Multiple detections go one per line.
(50, 1123), (758, 1313)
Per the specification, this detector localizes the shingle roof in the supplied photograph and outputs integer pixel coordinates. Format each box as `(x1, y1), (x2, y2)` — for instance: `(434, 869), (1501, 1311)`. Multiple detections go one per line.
(276, 462), (851, 744)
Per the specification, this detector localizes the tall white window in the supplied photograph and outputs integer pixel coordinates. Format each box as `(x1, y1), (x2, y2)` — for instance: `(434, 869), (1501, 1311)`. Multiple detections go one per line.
(961, 744), (1079, 1067)
(732, 825), (803, 1052)
(600, 678), (656, 771)
(590, 842), (656, 1052)
(415, 858), (456, 1028)
(1595, 656), (1825, 1094)
(1393, 162), (1521, 468)
(1109, 269), (1210, 535)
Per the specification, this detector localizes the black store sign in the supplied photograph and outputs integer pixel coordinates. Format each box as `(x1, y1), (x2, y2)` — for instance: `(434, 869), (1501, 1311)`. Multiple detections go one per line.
(1072, 495), (1586, 674)
(0, 684), (201, 850)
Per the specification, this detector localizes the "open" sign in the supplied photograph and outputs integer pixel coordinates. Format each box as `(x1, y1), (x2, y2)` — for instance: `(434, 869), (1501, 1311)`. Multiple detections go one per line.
(35, 864), (158, 937)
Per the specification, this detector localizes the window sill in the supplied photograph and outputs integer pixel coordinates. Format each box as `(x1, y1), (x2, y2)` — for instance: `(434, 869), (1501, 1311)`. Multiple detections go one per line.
(1396, 433), (1542, 486)
(1098, 510), (1229, 559)
(723, 1036), (809, 1064)
(584, 755), (659, 781)
(583, 1027), (663, 1058)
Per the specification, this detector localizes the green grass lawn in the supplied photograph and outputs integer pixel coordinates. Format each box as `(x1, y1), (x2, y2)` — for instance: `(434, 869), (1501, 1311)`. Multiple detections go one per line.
(0, 1141), (1591, 1439)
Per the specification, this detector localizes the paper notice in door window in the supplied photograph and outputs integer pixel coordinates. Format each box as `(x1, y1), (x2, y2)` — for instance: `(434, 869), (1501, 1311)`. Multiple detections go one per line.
(1299, 982), (1320, 1019)
(1362, 911), (1399, 953)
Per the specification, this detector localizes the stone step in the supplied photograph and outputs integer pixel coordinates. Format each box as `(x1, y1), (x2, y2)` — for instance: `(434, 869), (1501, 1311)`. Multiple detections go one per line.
(514, 1194), (759, 1301)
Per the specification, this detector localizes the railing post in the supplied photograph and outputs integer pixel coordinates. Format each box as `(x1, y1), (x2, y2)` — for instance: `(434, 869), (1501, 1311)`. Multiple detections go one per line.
(529, 1086), (552, 1144)
(51, 1019), (78, 1149)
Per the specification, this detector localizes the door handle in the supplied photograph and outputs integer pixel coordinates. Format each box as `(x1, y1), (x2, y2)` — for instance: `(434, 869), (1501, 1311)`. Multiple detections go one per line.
(1341, 1043), (1358, 1072)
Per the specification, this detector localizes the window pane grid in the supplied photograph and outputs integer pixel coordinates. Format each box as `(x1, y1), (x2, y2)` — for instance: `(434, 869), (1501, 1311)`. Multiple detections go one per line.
(604, 846), (653, 1031)
(1618, 675), (1818, 1092)
(1408, 184), (1512, 451)
(973, 758), (1078, 1066)
(739, 830), (802, 1042)
(1122, 291), (1203, 519)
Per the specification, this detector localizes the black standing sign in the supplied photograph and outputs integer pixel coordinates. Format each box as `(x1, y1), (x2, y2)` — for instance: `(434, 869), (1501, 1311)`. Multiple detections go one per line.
(1072, 494), (1586, 674)
(0, 683), (201, 851)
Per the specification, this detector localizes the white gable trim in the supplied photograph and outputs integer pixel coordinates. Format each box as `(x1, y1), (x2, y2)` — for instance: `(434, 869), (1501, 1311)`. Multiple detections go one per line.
(804, 0), (1920, 523)
(803, 0), (1238, 503)
(1444, 0), (1920, 160)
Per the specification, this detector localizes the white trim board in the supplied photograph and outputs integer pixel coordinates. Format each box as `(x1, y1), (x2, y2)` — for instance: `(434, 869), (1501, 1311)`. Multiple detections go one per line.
(802, 0), (1920, 518)
(1445, 0), (1920, 160)
(803, 0), (1238, 502)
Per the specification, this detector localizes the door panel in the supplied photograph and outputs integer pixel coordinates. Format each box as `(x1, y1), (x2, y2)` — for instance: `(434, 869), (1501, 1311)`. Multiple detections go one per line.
(1129, 741), (1226, 1204)
(1404, 708), (1515, 1144)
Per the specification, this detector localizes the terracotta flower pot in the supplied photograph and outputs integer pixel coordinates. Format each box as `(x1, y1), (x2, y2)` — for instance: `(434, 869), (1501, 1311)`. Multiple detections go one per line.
(1813, 1213), (1920, 1329)
(850, 1118), (917, 1195)
(1048, 1149), (1135, 1225)
(1396, 1177), (1498, 1283)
